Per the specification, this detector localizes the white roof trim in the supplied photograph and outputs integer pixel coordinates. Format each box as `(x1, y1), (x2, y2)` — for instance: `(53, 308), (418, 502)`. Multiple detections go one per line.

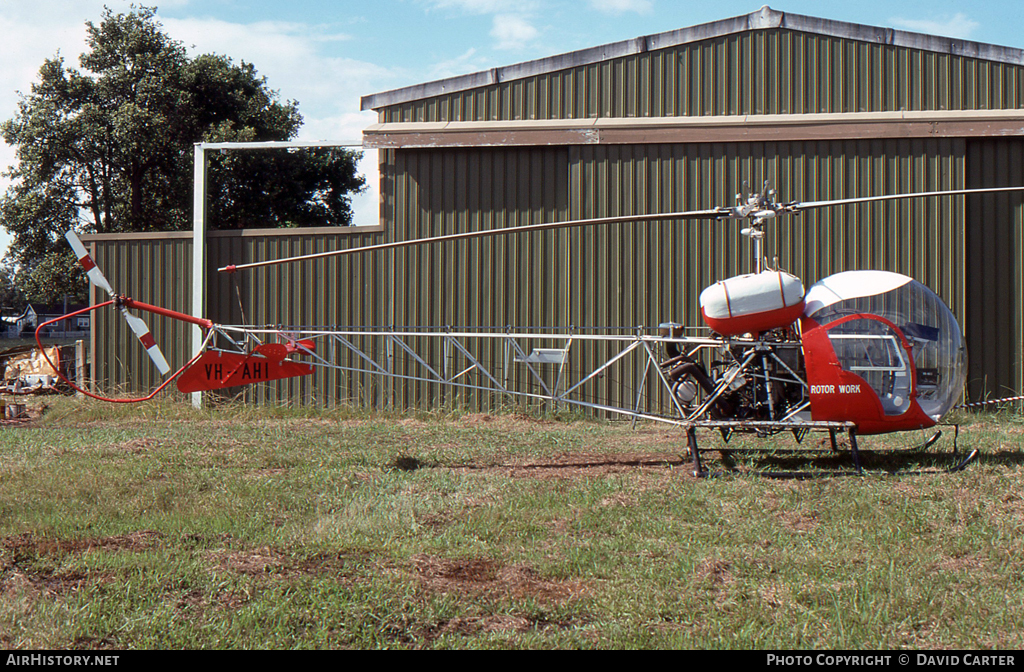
(365, 108), (1024, 135)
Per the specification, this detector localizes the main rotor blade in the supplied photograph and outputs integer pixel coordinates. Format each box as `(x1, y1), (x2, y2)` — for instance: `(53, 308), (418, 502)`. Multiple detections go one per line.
(65, 231), (115, 296)
(790, 185), (1024, 212)
(219, 207), (729, 273)
(120, 307), (171, 376)
(218, 184), (1024, 274)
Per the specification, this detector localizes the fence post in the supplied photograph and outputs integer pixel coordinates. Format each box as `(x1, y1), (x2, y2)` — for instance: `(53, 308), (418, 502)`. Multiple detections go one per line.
(76, 339), (86, 398)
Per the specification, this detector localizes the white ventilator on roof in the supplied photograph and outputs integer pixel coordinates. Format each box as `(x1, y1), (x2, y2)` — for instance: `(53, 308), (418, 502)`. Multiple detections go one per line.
(803, 270), (913, 317)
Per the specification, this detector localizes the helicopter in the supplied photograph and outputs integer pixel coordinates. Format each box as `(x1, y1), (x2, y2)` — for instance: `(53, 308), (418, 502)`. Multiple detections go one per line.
(46, 182), (1024, 474)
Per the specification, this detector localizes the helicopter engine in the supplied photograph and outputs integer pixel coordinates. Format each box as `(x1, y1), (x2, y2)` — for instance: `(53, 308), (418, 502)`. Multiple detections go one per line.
(664, 269), (808, 420)
(660, 324), (806, 421)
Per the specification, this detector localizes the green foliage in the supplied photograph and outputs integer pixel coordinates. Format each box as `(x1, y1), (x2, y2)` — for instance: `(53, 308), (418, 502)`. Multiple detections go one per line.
(0, 260), (27, 311)
(0, 6), (366, 304)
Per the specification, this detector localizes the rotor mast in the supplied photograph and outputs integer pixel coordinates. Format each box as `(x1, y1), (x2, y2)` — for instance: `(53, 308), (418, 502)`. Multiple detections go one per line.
(735, 181), (778, 274)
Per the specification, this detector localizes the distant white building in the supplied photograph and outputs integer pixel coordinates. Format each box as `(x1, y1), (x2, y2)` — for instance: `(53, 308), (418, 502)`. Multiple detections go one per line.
(2, 305), (36, 337)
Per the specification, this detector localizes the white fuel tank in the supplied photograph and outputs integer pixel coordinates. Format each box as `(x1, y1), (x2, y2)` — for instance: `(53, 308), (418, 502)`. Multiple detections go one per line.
(699, 270), (805, 336)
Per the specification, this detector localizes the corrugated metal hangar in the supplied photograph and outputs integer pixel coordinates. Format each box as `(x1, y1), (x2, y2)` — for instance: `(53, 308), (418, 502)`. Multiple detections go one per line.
(88, 6), (1024, 408)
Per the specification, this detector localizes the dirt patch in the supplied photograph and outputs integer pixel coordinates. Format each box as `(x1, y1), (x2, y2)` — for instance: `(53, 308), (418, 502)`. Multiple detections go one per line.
(1, 565), (102, 602)
(758, 581), (792, 609)
(2, 530), (163, 559)
(106, 438), (161, 454)
(600, 492), (637, 507)
(778, 511), (820, 534)
(207, 546), (290, 576)
(409, 554), (587, 603)
(295, 550), (375, 576)
(174, 587), (249, 614)
(933, 554), (987, 573)
(0, 532), (157, 602)
(201, 544), (379, 582)
(412, 555), (500, 584)
(435, 614), (534, 637)
(992, 492), (1024, 526)
(455, 413), (566, 429)
(694, 558), (734, 589)
(457, 413), (502, 426)
(71, 634), (119, 649)
(246, 467), (290, 479)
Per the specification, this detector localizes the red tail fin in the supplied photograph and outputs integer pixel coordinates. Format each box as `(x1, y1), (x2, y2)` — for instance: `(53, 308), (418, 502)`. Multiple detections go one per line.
(177, 350), (313, 393)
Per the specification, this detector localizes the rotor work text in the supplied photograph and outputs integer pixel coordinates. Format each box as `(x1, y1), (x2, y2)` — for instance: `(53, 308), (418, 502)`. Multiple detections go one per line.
(809, 384), (861, 395)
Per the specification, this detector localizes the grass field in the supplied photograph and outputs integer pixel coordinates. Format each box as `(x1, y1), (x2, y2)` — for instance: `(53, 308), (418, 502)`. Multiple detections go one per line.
(0, 397), (1021, 649)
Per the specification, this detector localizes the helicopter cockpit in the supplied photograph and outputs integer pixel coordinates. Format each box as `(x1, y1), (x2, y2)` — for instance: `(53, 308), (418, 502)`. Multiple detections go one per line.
(802, 271), (967, 427)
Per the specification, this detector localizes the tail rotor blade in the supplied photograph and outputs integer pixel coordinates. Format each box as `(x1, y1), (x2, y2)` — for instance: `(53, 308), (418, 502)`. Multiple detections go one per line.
(66, 230), (171, 376)
(120, 307), (171, 376)
(65, 231), (115, 296)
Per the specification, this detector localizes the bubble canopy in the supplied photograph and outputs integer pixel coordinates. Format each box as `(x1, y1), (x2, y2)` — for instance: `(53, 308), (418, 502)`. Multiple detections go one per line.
(804, 271), (967, 421)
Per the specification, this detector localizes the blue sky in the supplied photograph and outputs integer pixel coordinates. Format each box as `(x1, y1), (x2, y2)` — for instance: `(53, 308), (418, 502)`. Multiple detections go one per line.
(2, 0), (1022, 251)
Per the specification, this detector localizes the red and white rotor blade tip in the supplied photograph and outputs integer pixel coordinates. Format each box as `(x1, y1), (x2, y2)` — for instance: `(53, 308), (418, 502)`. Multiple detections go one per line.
(65, 231), (114, 296)
(120, 307), (171, 376)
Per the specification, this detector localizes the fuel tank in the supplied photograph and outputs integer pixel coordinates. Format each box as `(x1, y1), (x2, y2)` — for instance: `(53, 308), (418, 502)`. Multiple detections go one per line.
(699, 270), (805, 336)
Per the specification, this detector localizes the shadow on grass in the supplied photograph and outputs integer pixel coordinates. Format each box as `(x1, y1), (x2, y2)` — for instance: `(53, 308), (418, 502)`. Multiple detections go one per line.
(385, 421), (1024, 480)
(388, 453), (694, 478)
(696, 442), (1005, 478)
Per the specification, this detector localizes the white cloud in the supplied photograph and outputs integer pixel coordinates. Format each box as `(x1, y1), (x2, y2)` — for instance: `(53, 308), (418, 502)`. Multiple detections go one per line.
(159, 16), (400, 227)
(420, 0), (543, 52)
(0, 1), (187, 154)
(889, 13), (980, 40)
(160, 16), (402, 229)
(298, 111), (377, 146)
(587, 0), (653, 15)
(424, 0), (539, 15)
(299, 113), (381, 227)
(427, 47), (492, 80)
(491, 13), (540, 50)
(162, 17), (394, 122)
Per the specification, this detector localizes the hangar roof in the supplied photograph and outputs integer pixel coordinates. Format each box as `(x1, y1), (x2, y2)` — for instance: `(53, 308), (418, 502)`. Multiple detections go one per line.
(361, 5), (1024, 112)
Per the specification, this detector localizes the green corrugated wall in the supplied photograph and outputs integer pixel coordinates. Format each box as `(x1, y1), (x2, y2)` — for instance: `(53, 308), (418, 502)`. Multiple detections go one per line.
(379, 139), (971, 412)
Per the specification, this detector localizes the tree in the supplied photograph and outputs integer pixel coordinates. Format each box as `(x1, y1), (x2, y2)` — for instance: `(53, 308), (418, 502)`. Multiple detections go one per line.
(0, 261), (27, 313)
(1, 6), (366, 303)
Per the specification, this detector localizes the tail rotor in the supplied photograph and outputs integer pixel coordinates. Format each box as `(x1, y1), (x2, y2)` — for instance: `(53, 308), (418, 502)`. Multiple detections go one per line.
(66, 231), (171, 376)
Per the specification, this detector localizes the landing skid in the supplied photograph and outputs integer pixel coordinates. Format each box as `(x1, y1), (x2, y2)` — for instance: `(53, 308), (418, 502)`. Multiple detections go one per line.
(683, 420), (977, 478)
(947, 448), (980, 473)
(908, 430), (943, 452)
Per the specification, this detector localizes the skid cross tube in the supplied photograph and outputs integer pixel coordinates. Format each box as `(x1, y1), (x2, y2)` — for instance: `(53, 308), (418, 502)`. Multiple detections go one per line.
(683, 420), (861, 477)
